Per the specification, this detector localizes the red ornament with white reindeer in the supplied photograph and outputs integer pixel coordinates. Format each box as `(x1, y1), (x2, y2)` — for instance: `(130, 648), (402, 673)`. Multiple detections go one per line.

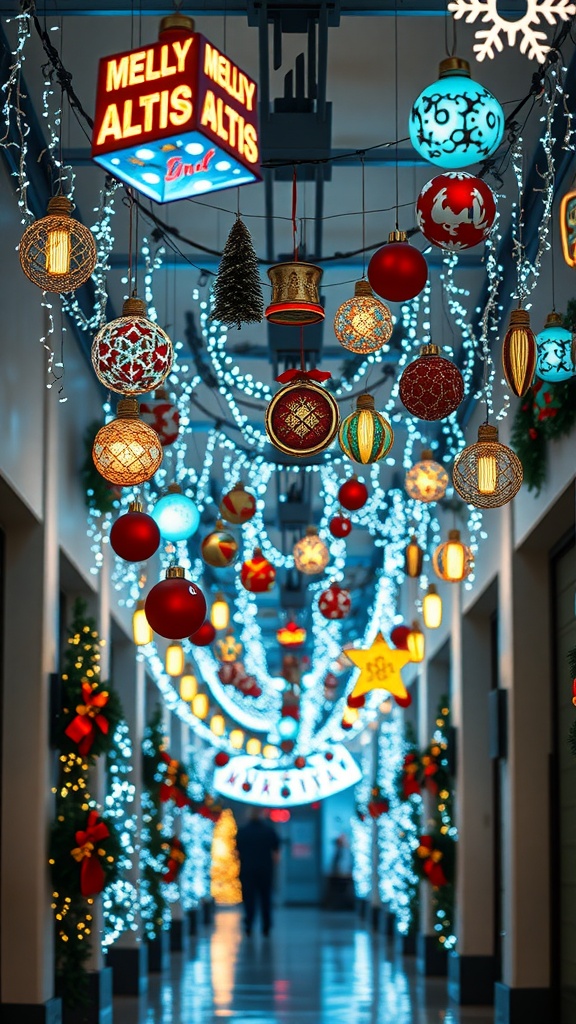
(416, 172), (496, 251)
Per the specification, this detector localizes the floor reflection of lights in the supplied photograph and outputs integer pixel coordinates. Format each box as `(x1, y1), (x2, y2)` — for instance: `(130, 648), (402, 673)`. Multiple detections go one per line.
(114, 907), (495, 1024)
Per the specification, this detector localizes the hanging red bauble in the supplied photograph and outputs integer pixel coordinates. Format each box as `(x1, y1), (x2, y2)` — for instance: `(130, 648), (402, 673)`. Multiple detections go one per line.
(240, 547), (276, 593)
(416, 172), (497, 251)
(391, 625), (411, 650)
(200, 520), (239, 568)
(399, 344), (464, 420)
(219, 482), (257, 525)
(347, 693), (366, 709)
(318, 583), (352, 620)
(265, 369), (340, 457)
(329, 513), (352, 539)
(110, 501), (160, 562)
(368, 230), (428, 303)
(281, 739), (295, 753)
(242, 781), (252, 792)
(214, 752), (230, 768)
(189, 620), (216, 646)
(325, 751), (334, 761)
(395, 692), (412, 708)
(139, 388), (180, 446)
(145, 567), (207, 640)
(294, 756), (306, 769)
(338, 476), (368, 511)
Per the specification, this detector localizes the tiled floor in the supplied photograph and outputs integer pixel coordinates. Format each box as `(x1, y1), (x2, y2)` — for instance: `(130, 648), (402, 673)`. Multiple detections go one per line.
(115, 907), (495, 1024)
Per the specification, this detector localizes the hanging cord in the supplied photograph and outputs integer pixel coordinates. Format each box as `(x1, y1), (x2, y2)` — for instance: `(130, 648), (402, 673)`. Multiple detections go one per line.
(134, 200), (140, 296)
(444, 0), (457, 57)
(126, 190), (135, 296)
(361, 154), (366, 279)
(394, 0), (399, 231)
(299, 325), (306, 373)
(292, 166), (299, 262)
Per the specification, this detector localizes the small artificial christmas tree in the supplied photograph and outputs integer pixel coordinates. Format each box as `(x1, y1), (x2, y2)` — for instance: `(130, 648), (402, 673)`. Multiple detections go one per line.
(210, 216), (264, 329)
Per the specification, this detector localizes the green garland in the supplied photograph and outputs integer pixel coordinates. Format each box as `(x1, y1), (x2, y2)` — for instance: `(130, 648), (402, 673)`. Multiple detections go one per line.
(510, 304), (576, 494)
(422, 699), (456, 951)
(50, 600), (124, 1006)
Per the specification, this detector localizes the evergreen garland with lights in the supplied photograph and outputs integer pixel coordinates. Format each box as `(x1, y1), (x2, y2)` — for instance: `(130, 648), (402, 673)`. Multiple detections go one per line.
(210, 216), (264, 329)
(50, 600), (125, 1006)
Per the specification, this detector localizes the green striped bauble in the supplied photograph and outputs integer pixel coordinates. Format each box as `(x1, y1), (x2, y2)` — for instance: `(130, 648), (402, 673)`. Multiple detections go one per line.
(339, 394), (394, 464)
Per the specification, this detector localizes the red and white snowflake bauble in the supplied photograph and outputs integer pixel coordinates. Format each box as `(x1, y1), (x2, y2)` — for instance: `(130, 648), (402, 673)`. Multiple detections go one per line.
(416, 172), (496, 251)
(91, 298), (173, 395)
(240, 547), (276, 593)
(139, 389), (180, 446)
(318, 584), (352, 620)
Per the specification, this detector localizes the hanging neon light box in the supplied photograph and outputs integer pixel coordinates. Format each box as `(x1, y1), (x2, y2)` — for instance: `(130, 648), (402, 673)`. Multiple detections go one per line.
(91, 14), (261, 203)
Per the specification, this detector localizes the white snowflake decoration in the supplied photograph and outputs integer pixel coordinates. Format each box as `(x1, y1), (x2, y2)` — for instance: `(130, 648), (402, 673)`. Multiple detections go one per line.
(447, 0), (576, 62)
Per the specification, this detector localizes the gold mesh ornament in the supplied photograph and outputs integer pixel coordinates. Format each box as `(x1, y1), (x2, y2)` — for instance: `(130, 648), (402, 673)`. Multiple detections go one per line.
(92, 398), (163, 486)
(19, 196), (97, 293)
(405, 449), (449, 502)
(293, 526), (330, 574)
(334, 280), (393, 354)
(452, 424), (523, 509)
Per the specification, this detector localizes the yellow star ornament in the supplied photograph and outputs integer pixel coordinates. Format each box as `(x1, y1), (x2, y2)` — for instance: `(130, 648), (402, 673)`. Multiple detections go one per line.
(346, 632), (410, 702)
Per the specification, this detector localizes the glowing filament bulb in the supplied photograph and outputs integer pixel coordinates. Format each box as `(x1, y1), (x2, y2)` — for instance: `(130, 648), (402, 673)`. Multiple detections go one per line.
(477, 454), (497, 495)
(445, 540), (465, 581)
(46, 227), (70, 275)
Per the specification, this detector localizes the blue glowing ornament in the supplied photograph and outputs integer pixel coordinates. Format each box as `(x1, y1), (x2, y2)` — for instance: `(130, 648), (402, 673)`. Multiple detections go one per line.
(536, 312), (575, 383)
(409, 57), (504, 169)
(278, 717), (299, 741)
(152, 484), (200, 541)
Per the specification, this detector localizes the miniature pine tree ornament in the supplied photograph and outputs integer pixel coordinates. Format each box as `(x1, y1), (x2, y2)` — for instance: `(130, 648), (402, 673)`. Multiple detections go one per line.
(210, 216), (264, 329)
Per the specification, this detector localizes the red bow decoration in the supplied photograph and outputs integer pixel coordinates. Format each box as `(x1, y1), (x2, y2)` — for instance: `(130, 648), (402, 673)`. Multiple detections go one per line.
(159, 752), (190, 807)
(64, 682), (110, 755)
(194, 796), (222, 823)
(367, 785), (389, 818)
(163, 837), (186, 883)
(71, 810), (110, 897)
(275, 368), (331, 384)
(401, 753), (421, 798)
(416, 834), (448, 888)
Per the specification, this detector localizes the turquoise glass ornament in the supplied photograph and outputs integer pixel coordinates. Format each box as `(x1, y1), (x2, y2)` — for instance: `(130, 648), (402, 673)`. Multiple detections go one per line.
(277, 717), (299, 741)
(409, 57), (504, 170)
(536, 312), (575, 383)
(152, 485), (200, 542)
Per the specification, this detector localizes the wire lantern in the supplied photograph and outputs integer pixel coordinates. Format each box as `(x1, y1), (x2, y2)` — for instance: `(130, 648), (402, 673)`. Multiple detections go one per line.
(452, 424), (523, 509)
(92, 398), (163, 486)
(334, 280), (393, 354)
(19, 196), (97, 293)
(432, 529), (474, 583)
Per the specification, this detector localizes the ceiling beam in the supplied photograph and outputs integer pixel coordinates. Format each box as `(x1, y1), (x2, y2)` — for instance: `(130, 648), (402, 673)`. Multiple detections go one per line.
(0, 1), (521, 16)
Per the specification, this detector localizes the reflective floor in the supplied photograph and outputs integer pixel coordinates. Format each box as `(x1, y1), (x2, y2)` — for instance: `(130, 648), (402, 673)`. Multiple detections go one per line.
(115, 908), (495, 1024)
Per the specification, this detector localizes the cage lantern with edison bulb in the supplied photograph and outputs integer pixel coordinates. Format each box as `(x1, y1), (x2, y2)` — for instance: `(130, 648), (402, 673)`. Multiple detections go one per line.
(19, 195), (97, 292)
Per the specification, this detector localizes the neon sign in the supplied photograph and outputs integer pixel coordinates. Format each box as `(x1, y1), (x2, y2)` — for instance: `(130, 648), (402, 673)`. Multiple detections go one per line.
(213, 745), (362, 808)
(91, 16), (261, 203)
(560, 187), (576, 268)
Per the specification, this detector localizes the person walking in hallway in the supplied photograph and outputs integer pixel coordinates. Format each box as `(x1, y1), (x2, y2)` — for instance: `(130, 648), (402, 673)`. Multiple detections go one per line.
(236, 807), (280, 936)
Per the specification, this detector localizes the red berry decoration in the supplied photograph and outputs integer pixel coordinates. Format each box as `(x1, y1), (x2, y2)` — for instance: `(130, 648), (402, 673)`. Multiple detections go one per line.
(329, 513), (352, 539)
(325, 751), (334, 761)
(391, 625), (411, 650)
(189, 620), (216, 647)
(240, 547), (276, 593)
(110, 501), (160, 562)
(416, 172), (496, 251)
(145, 567), (207, 640)
(395, 692), (413, 708)
(318, 583), (352, 620)
(280, 785), (291, 799)
(347, 693), (366, 709)
(368, 230), (428, 303)
(294, 756), (306, 769)
(214, 752), (230, 768)
(281, 740), (295, 754)
(399, 344), (464, 421)
(242, 781), (252, 792)
(338, 476), (368, 511)
(139, 388), (180, 446)
(219, 482), (257, 525)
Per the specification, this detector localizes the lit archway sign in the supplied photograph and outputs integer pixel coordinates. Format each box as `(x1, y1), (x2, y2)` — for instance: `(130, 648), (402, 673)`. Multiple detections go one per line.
(560, 188), (576, 268)
(213, 745), (362, 807)
(91, 16), (261, 203)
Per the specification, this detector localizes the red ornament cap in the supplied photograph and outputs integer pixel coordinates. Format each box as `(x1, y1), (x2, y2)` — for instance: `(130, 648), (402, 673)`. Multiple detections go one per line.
(368, 231), (428, 303)
(338, 476), (368, 511)
(399, 345), (464, 420)
(110, 502), (161, 562)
